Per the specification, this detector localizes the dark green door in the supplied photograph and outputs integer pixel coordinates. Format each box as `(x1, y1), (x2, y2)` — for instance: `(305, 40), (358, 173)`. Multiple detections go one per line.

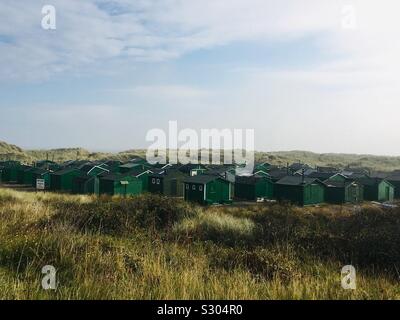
(170, 179), (177, 196)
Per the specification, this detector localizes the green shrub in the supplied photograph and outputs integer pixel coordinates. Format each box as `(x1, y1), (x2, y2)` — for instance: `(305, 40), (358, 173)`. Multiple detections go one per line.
(253, 204), (400, 275)
(207, 245), (300, 282)
(40, 194), (196, 235)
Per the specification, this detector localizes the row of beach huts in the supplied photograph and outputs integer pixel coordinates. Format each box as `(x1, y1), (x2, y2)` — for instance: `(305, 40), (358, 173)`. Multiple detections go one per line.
(1, 158), (400, 206)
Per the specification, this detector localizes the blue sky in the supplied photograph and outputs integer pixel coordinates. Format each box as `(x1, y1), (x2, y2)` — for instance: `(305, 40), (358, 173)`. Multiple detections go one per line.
(1, 0), (400, 155)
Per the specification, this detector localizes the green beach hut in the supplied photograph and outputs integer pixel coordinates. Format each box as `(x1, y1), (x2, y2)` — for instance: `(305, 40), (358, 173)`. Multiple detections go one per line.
(235, 173), (274, 201)
(128, 168), (153, 192)
(356, 177), (394, 202)
(16, 166), (37, 185)
(1, 161), (21, 183)
(324, 175), (363, 204)
(31, 168), (52, 189)
(50, 168), (81, 192)
(72, 175), (100, 195)
(275, 176), (325, 206)
(184, 175), (232, 205)
(71, 164), (110, 195)
(384, 173), (400, 199)
(148, 168), (186, 197)
(98, 173), (142, 196)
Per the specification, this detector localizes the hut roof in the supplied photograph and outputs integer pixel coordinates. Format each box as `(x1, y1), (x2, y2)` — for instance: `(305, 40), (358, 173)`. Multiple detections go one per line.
(276, 176), (324, 186)
(184, 175), (227, 184)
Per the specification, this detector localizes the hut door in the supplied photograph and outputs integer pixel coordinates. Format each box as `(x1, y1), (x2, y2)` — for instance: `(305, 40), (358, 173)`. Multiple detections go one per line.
(349, 185), (357, 203)
(170, 179), (177, 196)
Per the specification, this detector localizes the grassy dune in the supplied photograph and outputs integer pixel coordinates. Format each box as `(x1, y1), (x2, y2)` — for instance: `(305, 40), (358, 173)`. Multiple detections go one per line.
(3, 139), (400, 171)
(0, 187), (399, 299)
(256, 150), (400, 171)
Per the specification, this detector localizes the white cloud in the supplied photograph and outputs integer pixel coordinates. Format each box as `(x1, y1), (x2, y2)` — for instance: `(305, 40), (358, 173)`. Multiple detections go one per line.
(2, 0), (395, 81)
(0, 0), (398, 94)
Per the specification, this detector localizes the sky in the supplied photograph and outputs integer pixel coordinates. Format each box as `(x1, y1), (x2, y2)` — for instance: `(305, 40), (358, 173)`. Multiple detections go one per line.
(0, 0), (400, 155)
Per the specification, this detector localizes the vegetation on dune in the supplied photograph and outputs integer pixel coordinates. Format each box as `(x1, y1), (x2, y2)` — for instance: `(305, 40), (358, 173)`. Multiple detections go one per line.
(255, 150), (400, 171)
(0, 141), (26, 162)
(0, 188), (399, 299)
(25, 148), (149, 163)
(0, 141), (146, 163)
(3, 140), (400, 171)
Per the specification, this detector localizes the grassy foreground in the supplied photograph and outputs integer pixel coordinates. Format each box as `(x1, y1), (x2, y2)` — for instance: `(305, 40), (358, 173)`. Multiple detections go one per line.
(0, 187), (399, 300)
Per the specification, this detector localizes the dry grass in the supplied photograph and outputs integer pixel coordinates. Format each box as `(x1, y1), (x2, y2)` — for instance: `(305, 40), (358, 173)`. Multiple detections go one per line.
(0, 187), (399, 300)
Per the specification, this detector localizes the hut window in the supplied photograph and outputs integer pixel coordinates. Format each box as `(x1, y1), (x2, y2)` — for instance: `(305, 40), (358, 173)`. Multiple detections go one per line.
(156, 179), (160, 184)
(199, 185), (203, 191)
(192, 185), (196, 190)
(152, 178), (155, 184)
(186, 184), (189, 190)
